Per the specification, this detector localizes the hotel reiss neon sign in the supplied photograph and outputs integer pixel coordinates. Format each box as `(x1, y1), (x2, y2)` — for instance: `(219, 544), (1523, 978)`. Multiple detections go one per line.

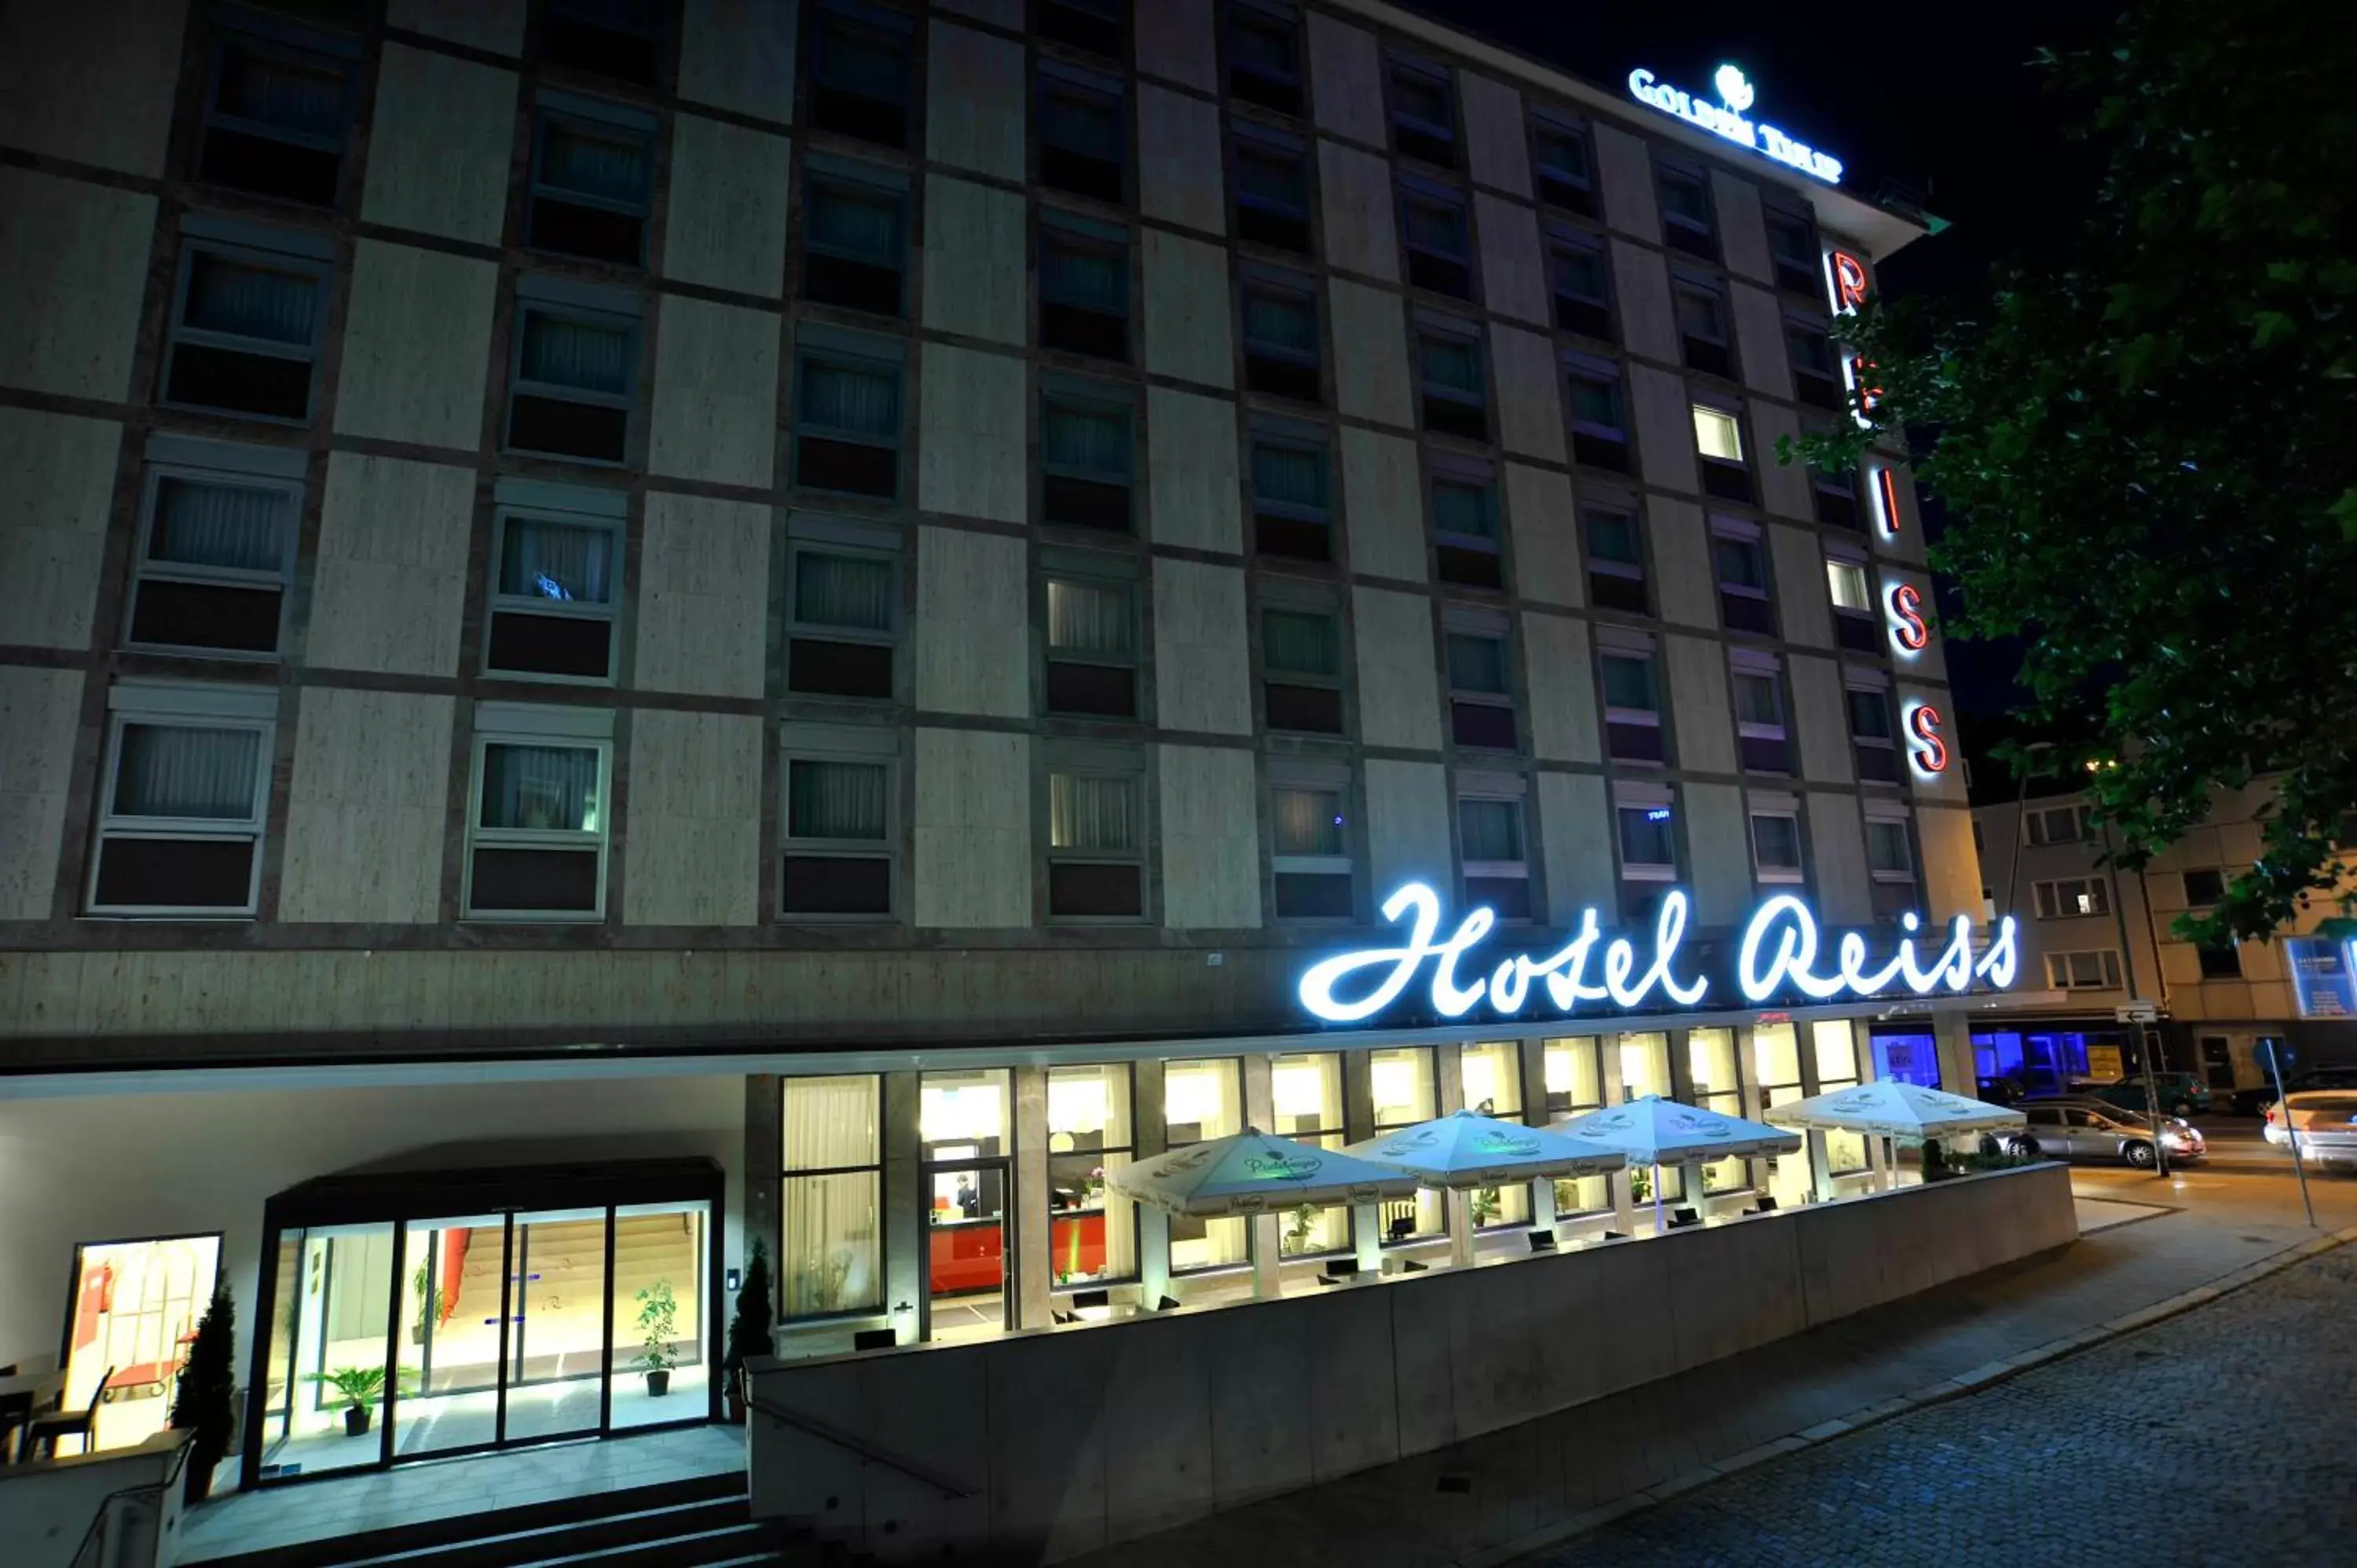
(1298, 884), (2018, 1026)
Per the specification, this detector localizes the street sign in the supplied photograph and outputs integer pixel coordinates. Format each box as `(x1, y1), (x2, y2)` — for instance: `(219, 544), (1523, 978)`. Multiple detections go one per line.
(2115, 1001), (2159, 1024)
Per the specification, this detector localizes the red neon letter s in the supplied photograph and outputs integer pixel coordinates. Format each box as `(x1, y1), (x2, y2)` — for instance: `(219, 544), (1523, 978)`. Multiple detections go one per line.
(1887, 582), (1929, 653)
(1906, 703), (1948, 774)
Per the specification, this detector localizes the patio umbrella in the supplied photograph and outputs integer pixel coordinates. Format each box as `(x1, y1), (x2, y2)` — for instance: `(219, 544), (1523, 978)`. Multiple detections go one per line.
(1765, 1080), (2025, 1141)
(1551, 1095), (1803, 1231)
(1105, 1128), (1421, 1216)
(1343, 1108), (1629, 1189)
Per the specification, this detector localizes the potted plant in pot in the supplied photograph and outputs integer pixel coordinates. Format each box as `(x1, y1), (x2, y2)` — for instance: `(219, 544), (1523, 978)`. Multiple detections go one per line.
(635, 1278), (680, 1398)
(721, 1241), (775, 1424)
(305, 1365), (412, 1436)
(169, 1282), (236, 1507)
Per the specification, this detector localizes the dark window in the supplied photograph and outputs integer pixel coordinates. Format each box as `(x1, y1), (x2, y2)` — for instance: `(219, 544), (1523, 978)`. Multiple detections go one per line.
(1041, 394), (1133, 532)
(803, 177), (907, 317)
(794, 354), (901, 497)
(1037, 0), (1128, 60)
(1568, 372), (1629, 471)
(1765, 212), (1821, 298)
(1046, 577), (1137, 718)
(1446, 632), (1516, 750)
(1419, 330), (1487, 441)
(527, 109), (654, 265)
(783, 757), (893, 917)
(546, 0), (666, 86)
(1251, 436), (1332, 562)
(1275, 870), (1353, 918)
(1813, 465), (1863, 530)
(1676, 288), (1732, 379)
(1388, 60), (1455, 166)
(1039, 76), (1127, 204)
(506, 302), (637, 464)
(1849, 688), (1900, 783)
(1431, 474), (1502, 590)
(1460, 797), (1530, 919)
(788, 545), (896, 699)
(1602, 652), (1665, 763)
(1732, 669), (1790, 774)
(467, 741), (606, 918)
(1585, 505), (1648, 614)
(1550, 244), (1614, 341)
(1658, 167), (1716, 260)
(485, 512), (619, 680)
(2183, 869), (2226, 907)
(1241, 280), (1322, 402)
(1263, 607), (1344, 733)
(808, 8), (911, 146)
(2197, 943), (2242, 980)
(1039, 225), (1131, 361)
(1401, 190), (1472, 299)
(1788, 322), (1842, 410)
(94, 837), (257, 910)
(163, 247), (324, 423)
(1618, 805), (1677, 877)
(1233, 136), (1313, 255)
(1714, 534), (1776, 636)
(1227, 6), (1302, 115)
(469, 846), (601, 911)
(199, 33), (350, 207)
(1048, 771), (1143, 918)
(1531, 119), (1595, 216)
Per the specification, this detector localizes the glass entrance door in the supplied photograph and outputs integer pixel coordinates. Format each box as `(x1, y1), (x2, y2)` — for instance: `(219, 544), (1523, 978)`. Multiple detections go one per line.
(256, 1222), (398, 1479)
(504, 1208), (610, 1442)
(924, 1161), (1010, 1342)
(390, 1213), (508, 1459)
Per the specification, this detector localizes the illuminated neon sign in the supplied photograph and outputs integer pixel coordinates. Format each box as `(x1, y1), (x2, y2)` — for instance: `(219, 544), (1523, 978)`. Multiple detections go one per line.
(1904, 701), (1948, 775)
(1296, 884), (2017, 1026)
(1827, 250), (1868, 313)
(1873, 467), (1904, 539)
(1626, 66), (1843, 185)
(1886, 581), (1929, 655)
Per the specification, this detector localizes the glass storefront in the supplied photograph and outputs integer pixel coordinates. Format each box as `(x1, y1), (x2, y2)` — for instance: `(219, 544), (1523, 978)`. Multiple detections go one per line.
(1618, 1031), (1678, 1203)
(57, 1233), (220, 1457)
(1164, 1057), (1247, 1273)
(1813, 1020), (1868, 1179)
(1688, 1028), (1747, 1197)
(1543, 1036), (1611, 1216)
(1271, 1053), (1349, 1257)
(1370, 1047), (1445, 1242)
(1047, 1064), (1136, 1289)
(1460, 1042), (1529, 1229)
(781, 1075), (882, 1320)
(921, 1068), (1011, 1341)
(1754, 1023), (1810, 1211)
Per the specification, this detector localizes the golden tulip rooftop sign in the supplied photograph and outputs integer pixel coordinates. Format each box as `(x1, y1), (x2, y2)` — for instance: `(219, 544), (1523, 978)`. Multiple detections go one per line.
(1626, 64), (1844, 185)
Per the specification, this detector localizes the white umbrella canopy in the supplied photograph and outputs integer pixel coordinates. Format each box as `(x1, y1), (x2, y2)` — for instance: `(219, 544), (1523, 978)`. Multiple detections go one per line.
(1766, 1080), (2026, 1141)
(1106, 1128), (1421, 1217)
(1343, 1108), (1629, 1189)
(1552, 1095), (1804, 1164)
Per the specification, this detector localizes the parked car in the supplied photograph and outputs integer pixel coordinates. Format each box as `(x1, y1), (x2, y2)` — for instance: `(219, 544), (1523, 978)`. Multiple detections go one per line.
(2070, 1073), (2212, 1118)
(2005, 1102), (2205, 1168)
(2246, 1064), (2357, 1121)
(2264, 1092), (2357, 1167)
(1976, 1075), (2024, 1107)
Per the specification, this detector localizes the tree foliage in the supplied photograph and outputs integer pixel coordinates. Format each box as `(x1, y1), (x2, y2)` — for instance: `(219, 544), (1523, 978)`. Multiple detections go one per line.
(1794, 0), (2357, 943)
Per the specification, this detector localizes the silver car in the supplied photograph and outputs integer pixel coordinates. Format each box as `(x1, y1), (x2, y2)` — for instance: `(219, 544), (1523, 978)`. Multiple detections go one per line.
(2007, 1102), (2205, 1168)
(2271, 1091), (2357, 1169)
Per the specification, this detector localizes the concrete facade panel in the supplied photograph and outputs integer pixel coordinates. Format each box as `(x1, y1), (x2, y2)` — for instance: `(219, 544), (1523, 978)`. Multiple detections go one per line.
(918, 343), (1028, 523)
(1682, 780), (1751, 928)
(1490, 323), (1567, 464)
(1807, 791), (1873, 925)
(1522, 611), (1600, 764)
(1591, 122), (1659, 242)
(1306, 11), (1385, 146)
(648, 296), (780, 489)
(1364, 758), (1452, 905)
(913, 727), (1032, 928)
(1730, 280), (1794, 401)
(1143, 229), (1235, 390)
(1474, 193), (1547, 326)
(1135, 0), (1216, 94)
(1138, 82), (1226, 236)
(1710, 169), (1774, 286)
(1918, 804), (1979, 921)
(1644, 497), (1716, 631)
(1504, 463), (1579, 609)
(1537, 771), (1615, 921)
(1768, 522), (1833, 650)
(1787, 654), (1855, 785)
(360, 44), (517, 247)
(1628, 361), (1699, 497)
(1145, 388), (1242, 555)
(1329, 279), (1415, 429)
(1159, 744), (1261, 929)
(307, 452), (475, 678)
(0, 667), (82, 921)
(664, 115), (792, 298)
(1664, 633), (1737, 776)
(635, 490), (772, 698)
(624, 709), (763, 926)
(677, 0), (799, 119)
(1340, 426), (1427, 583)
(1317, 139), (1400, 284)
(922, 176), (1027, 346)
(1458, 71), (1531, 199)
(1750, 401), (1815, 524)
(279, 688), (454, 924)
(1352, 587), (1442, 751)
(0, 0), (184, 175)
(1608, 236), (1678, 366)
(1153, 559), (1252, 736)
(335, 241), (498, 451)
(915, 525), (1029, 718)
(0, 169), (154, 401)
(0, 408), (120, 651)
(926, 21), (1026, 181)
(390, 0), (526, 55)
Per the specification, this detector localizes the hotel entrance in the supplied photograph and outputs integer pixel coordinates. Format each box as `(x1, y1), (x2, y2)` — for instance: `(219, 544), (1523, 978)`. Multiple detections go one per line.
(246, 1161), (720, 1486)
(920, 1068), (1014, 1343)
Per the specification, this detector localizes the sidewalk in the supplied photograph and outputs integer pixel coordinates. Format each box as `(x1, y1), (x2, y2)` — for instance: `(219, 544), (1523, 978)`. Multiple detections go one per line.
(1064, 1171), (2357, 1568)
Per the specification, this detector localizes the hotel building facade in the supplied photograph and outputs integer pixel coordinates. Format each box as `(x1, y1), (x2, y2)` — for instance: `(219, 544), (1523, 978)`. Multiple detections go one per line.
(0, 0), (1985, 1486)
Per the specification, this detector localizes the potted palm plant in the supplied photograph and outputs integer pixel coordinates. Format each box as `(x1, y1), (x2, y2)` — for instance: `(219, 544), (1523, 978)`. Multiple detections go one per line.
(635, 1278), (680, 1398)
(305, 1365), (412, 1436)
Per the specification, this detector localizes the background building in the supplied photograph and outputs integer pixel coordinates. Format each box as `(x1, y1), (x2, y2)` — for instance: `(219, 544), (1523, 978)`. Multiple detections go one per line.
(0, 0), (1967, 1486)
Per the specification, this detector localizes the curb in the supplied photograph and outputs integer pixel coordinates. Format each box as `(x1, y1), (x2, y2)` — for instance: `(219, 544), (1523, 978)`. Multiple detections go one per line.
(1456, 1222), (2357, 1568)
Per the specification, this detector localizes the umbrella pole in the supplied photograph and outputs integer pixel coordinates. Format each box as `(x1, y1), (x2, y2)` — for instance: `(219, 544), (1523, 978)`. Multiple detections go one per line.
(1652, 1163), (1664, 1233)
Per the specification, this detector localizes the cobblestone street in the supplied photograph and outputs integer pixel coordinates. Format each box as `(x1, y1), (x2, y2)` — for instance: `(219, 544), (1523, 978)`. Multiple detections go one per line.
(1527, 1245), (2357, 1567)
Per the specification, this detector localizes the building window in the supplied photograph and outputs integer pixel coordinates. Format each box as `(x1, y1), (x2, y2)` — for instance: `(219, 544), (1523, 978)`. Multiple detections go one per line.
(786, 529), (899, 698)
(546, 0), (666, 85)
(198, 23), (352, 207)
(1688, 1027), (1748, 1195)
(1044, 576), (1138, 717)
(1231, 130), (1313, 255)
(1371, 1048), (1446, 1241)
(1567, 364), (1630, 471)
(1584, 501), (1648, 614)
(464, 726), (610, 920)
(1809, 435), (1864, 529)
(2046, 950), (2124, 990)
(1240, 273), (1323, 402)
(2025, 803), (2095, 845)
(802, 169), (908, 317)
(1227, 3), (1303, 115)
(1262, 605), (1344, 734)
(1619, 800), (1677, 870)
(125, 446), (300, 658)
(1765, 208), (1820, 297)
(1165, 1059), (1248, 1271)
(1864, 815), (1918, 917)
(2183, 868), (2226, 907)
(161, 231), (331, 424)
(782, 1075), (884, 1319)
(1549, 238), (1614, 341)
(506, 288), (639, 465)
(87, 687), (275, 917)
(2033, 877), (2111, 919)
(1787, 317), (1842, 410)
(1038, 68), (1127, 205)
(1657, 163), (1716, 260)
(1271, 1054), (1350, 1255)
(1713, 526), (1776, 636)
(1731, 660), (1791, 773)
(782, 742), (896, 919)
(1037, 0), (1127, 59)
(1418, 325), (1488, 441)
(1750, 806), (1805, 885)
(1047, 767), (1144, 918)
(1049, 1064), (1138, 1288)
(526, 100), (654, 266)
(1530, 114), (1595, 216)
(1692, 404), (1752, 503)
(1271, 777), (1353, 918)
(2196, 942), (2242, 980)
(1249, 427), (1332, 559)
(1848, 684), (1900, 785)
(793, 346), (902, 497)
(1542, 1035), (1610, 1212)
(1827, 555), (1879, 653)
(484, 499), (622, 682)
(807, 3), (912, 147)
(1446, 627), (1517, 751)
(1600, 647), (1666, 764)
(1039, 387), (1135, 533)
(1675, 285), (1733, 378)
(1459, 793), (1531, 920)
(1387, 57), (1456, 166)
(1400, 185), (1473, 299)
(1431, 469), (1503, 589)
(1039, 220), (1131, 362)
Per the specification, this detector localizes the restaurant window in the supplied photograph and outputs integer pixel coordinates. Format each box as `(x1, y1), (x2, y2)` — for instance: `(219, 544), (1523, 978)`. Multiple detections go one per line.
(1044, 573), (1138, 718)
(1787, 317), (1843, 410)
(1530, 112), (1596, 216)
(807, 2), (912, 148)
(793, 338), (903, 498)
(1713, 523), (1776, 636)
(1241, 273), (1323, 402)
(1549, 236), (1614, 341)
(1446, 622), (1518, 752)
(1692, 403), (1753, 504)
(1232, 128), (1314, 255)
(1270, 770), (1354, 919)
(1600, 643), (1666, 764)
(1865, 812), (1919, 918)
(1418, 323), (1489, 441)
(2046, 949), (2124, 991)
(1431, 466), (1503, 589)
(526, 96), (655, 266)
(1827, 554), (1879, 653)
(1657, 162), (1716, 260)
(1400, 183), (1474, 299)
(1371, 1048), (1446, 1242)
(161, 225), (332, 425)
(1262, 604), (1345, 735)
(2183, 868), (2226, 907)
(1567, 362), (1630, 471)
(786, 519), (900, 699)
(1618, 1031), (1681, 1202)
(921, 1067), (1011, 1327)
(464, 710), (610, 921)
(1387, 56), (1457, 167)
(1271, 1054), (1350, 1256)
(1584, 500), (1648, 614)
(1048, 1064), (1137, 1288)
(1813, 1020), (1868, 1177)
(198, 17), (354, 207)
(802, 164), (909, 317)
(125, 440), (301, 659)
(1458, 789), (1531, 921)
(1039, 383), (1135, 533)
(1250, 423), (1333, 559)
(781, 1075), (883, 1319)
(86, 683), (275, 918)
(1227, 2), (1303, 116)
(1544, 1036), (1611, 1214)
(1461, 1042), (1531, 1229)
(1047, 763), (1146, 919)
(1675, 284), (1734, 379)
(1037, 0), (1127, 59)
(1039, 216), (1131, 362)
(1754, 1023), (1814, 1209)
(1039, 65), (1127, 205)
(547, 0), (665, 84)
(1165, 1058), (1248, 1272)
(483, 490), (623, 682)
(2033, 877), (2111, 919)
(1765, 208), (1821, 297)
(780, 727), (897, 920)
(1847, 682), (1901, 785)
(1687, 1027), (1747, 1196)
(1730, 655), (1791, 774)
(505, 280), (640, 466)
(1750, 800), (1805, 885)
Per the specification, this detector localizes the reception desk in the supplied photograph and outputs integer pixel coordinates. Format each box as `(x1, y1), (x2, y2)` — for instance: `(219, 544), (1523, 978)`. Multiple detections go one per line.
(926, 1215), (1003, 1296)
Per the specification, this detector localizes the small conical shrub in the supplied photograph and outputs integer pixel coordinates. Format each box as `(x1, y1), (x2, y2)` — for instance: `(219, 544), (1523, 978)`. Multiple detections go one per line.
(724, 1239), (776, 1384)
(171, 1282), (237, 1495)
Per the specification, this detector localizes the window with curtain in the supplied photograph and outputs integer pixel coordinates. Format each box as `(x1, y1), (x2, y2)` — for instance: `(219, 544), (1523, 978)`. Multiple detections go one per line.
(1584, 503), (1647, 613)
(1250, 432), (1332, 559)
(783, 755), (894, 918)
(165, 247), (325, 423)
(1602, 649), (1664, 763)
(1851, 687), (1901, 785)
(1040, 395), (1133, 532)
(795, 354), (901, 497)
(1460, 796), (1530, 918)
(1039, 79), (1124, 202)
(1039, 228), (1131, 361)
(1658, 167), (1715, 258)
(1271, 1054), (1351, 1255)
(1751, 811), (1804, 880)
(809, 12), (911, 145)
(1048, 1064), (1138, 1287)
(803, 178), (908, 317)
(508, 302), (636, 464)
(186, 255), (316, 344)
(1272, 776), (1353, 919)
(1274, 787), (1343, 857)
(129, 472), (294, 655)
(1570, 374), (1622, 432)
(1401, 193), (1472, 296)
(1601, 653), (1657, 713)
(92, 709), (272, 915)
(1387, 60), (1455, 165)
(1532, 119), (1594, 213)
(485, 511), (620, 681)
(1048, 769), (1144, 918)
(200, 35), (350, 206)
(782, 1075), (883, 1317)
(1233, 137), (1311, 252)
(794, 551), (893, 632)
(111, 725), (260, 821)
(1420, 329), (1487, 438)
(479, 744), (601, 833)
(1618, 804), (1677, 872)
(1371, 1046), (1446, 1241)
(1866, 818), (1913, 876)
(1262, 606), (1344, 735)
(1447, 632), (1508, 696)
(467, 738), (607, 918)
(1165, 1058), (1248, 1271)
(1447, 632), (1516, 750)
(1044, 578), (1138, 718)
(1459, 797), (1522, 863)
(521, 313), (632, 396)
(1550, 243), (1612, 339)
(1432, 475), (1501, 588)
(1732, 665), (1791, 774)
(1715, 532), (1775, 636)
(528, 112), (653, 265)
(1544, 1035), (1611, 1213)
(1228, 7), (1301, 113)
(1568, 369), (1627, 469)
(787, 543), (898, 699)
(1241, 283), (1321, 401)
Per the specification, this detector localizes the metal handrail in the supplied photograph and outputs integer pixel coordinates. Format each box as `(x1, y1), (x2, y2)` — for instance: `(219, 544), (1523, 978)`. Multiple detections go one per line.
(739, 1374), (974, 1499)
(67, 1436), (191, 1568)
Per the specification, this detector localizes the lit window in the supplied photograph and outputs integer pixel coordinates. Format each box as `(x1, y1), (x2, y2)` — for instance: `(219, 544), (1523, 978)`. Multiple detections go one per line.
(464, 720), (610, 921)
(1048, 767), (1145, 918)
(1271, 776), (1354, 918)
(1692, 404), (1744, 463)
(2033, 877), (2111, 919)
(484, 496), (622, 682)
(1047, 1064), (1139, 1287)
(1044, 576), (1138, 718)
(781, 1074), (883, 1319)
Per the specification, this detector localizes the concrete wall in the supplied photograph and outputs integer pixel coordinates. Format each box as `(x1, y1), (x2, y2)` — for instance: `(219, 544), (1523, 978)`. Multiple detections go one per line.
(277, 687), (454, 924)
(746, 1166), (2077, 1564)
(307, 454), (475, 677)
(0, 408), (119, 651)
